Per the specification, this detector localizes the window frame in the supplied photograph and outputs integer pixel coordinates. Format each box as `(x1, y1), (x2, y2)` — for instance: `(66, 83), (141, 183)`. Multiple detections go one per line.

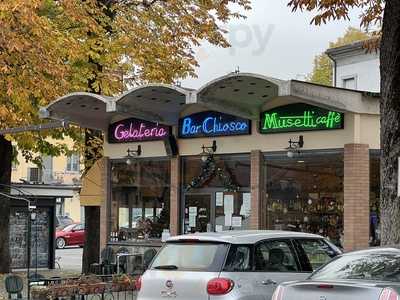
(66, 152), (80, 173)
(251, 238), (302, 273)
(222, 244), (254, 272)
(292, 238), (340, 272)
(341, 74), (358, 90)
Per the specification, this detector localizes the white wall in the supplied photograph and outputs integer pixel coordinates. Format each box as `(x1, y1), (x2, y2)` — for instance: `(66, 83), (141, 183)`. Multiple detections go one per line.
(335, 51), (380, 93)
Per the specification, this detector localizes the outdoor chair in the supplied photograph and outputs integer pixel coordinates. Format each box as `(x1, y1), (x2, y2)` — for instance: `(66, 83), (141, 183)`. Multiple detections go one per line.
(5, 275), (23, 299)
(89, 246), (115, 275)
(131, 254), (144, 275)
(116, 247), (130, 274)
(101, 246), (116, 275)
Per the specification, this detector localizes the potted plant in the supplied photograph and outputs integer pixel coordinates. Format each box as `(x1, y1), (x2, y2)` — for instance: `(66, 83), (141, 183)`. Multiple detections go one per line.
(31, 286), (50, 300)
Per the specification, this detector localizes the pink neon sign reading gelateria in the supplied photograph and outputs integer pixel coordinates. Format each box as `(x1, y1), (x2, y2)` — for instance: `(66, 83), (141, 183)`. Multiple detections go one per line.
(108, 118), (170, 143)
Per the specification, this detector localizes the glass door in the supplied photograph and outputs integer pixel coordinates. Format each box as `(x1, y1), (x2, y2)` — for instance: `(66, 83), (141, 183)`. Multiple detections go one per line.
(184, 194), (212, 234)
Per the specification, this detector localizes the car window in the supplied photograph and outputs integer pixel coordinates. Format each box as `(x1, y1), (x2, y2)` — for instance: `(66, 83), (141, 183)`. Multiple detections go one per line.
(311, 252), (400, 282)
(151, 242), (228, 272)
(74, 224), (84, 231)
(254, 240), (299, 272)
(223, 245), (252, 272)
(297, 239), (337, 270)
(62, 224), (76, 232)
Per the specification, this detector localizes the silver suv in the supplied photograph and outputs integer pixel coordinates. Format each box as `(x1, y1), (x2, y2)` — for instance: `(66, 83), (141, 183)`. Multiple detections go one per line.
(137, 230), (341, 300)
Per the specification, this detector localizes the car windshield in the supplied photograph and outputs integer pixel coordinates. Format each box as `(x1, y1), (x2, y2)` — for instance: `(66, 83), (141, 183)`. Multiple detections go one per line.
(311, 252), (400, 282)
(62, 224), (76, 232)
(151, 242), (228, 272)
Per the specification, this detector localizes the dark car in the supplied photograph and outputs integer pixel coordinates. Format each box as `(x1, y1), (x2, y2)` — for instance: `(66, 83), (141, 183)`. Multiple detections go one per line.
(56, 223), (85, 249)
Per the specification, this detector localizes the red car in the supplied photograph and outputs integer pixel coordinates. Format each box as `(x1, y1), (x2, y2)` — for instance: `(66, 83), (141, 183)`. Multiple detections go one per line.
(56, 223), (85, 249)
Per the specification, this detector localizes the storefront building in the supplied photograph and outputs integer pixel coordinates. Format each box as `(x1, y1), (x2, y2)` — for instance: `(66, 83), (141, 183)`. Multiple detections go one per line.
(43, 73), (381, 253)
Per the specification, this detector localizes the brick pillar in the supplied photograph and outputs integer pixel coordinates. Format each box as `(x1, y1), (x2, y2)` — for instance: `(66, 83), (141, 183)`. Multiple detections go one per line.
(344, 144), (370, 251)
(170, 156), (180, 236)
(250, 150), (264, 230)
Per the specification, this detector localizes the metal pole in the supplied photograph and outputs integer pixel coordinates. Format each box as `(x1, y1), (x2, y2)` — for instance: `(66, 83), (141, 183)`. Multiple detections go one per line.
(27, 210), (31, 300)
(35, 212), (38, 277)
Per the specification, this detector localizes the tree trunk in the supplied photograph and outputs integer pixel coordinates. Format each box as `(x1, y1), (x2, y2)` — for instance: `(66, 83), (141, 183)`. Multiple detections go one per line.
(82, 206), (101, 273)
(0, 135), (12, 273)
(82, 129), (103, 274)
(380, 0), (400, 246)
(81, 0), (113, 273)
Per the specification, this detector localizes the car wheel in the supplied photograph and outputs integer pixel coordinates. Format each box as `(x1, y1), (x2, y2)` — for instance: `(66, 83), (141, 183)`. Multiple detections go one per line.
(56, 237), (66, 249)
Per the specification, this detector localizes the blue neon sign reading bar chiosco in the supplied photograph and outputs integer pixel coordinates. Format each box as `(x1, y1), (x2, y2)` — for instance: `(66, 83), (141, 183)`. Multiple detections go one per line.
(178, 111), (251, 138)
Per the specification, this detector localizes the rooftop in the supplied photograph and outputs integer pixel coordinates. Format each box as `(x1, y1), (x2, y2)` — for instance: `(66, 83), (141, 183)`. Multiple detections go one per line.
(326, 38), (380, 59)
(42, 72), (381, 131)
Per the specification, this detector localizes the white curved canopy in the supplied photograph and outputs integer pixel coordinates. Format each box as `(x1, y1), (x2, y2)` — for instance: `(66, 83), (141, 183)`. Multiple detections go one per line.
(115, 84), (193, 125)
(43, 73), (380, 130)
(44, 92), (113, 130)
(197, 73), (289, 119)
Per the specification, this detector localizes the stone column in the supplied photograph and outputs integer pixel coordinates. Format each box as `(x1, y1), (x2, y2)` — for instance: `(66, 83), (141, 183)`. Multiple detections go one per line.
(344, 144), (370, 251)
(170, 156), (181, 236)
(250, 150), (264, 230)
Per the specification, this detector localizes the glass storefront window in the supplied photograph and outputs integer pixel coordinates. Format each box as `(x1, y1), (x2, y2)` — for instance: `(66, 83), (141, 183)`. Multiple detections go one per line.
(264, 151), (344, 247)
(183, 155), (250, 188)
(182, 155), (251, 233)
(111, 159), (170, 240)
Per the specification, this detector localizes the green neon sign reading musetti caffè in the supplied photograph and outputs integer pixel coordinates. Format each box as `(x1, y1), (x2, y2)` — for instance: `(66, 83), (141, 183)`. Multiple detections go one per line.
(260, 103), (344, 134)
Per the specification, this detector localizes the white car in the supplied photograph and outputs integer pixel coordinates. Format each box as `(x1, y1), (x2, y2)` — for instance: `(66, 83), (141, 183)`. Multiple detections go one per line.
(136, 230), (341, 300)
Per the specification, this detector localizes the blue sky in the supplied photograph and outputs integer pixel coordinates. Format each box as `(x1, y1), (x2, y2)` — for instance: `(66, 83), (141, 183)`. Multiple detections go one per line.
(182, 1), (362, 88)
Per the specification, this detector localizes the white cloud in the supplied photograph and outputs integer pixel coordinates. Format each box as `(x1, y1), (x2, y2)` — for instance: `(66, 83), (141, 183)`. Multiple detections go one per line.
(182, 0), (362, 88)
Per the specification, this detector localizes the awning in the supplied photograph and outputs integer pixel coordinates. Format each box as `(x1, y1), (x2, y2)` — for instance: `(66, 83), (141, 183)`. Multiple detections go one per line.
(115, 84), (194, 125)
(10, 184), (80, 198)
(80, 158), (108, 206)
(44, 92), (113, 130)
(42, 73), (380, 131)
(197, 73), (289, 119)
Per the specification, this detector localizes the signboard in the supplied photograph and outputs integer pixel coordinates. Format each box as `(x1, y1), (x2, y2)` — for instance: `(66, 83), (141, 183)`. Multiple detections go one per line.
(179, 111), (251, 138)
(108, 118), (171, 143)
(260, 103), (344, 134)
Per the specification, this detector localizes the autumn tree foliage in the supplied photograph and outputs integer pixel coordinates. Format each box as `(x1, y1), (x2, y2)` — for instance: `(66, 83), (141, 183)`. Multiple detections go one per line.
(308, 27), (370, 86)
(288, 0), (400, 247)
(0, 0), (251, 273)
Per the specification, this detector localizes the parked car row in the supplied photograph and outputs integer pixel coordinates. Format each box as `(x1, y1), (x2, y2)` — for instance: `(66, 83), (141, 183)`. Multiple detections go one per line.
(136, 230), (400, 300)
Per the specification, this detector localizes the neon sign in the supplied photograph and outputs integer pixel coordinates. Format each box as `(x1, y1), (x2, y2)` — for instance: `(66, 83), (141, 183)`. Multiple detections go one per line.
(179, 111), (251, 138)
(108, 118), (170, 143)
(260, 103), (344, 134)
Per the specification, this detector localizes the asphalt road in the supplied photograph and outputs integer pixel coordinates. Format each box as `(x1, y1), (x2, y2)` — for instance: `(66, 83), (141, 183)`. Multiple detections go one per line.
(55, 246), (83, 271)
